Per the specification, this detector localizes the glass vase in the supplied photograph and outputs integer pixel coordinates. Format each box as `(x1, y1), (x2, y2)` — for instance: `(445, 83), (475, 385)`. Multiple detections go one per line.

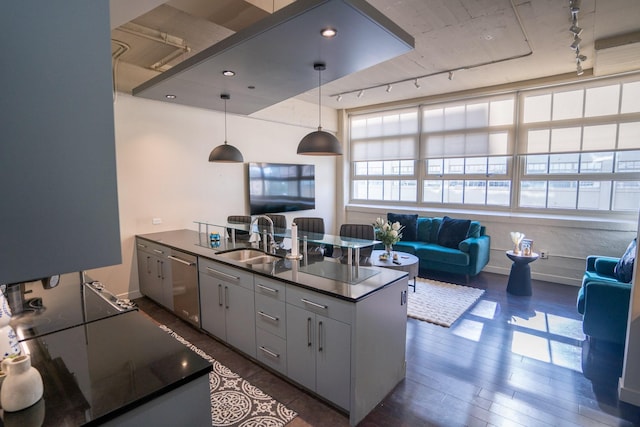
(385, 244), (393, 256)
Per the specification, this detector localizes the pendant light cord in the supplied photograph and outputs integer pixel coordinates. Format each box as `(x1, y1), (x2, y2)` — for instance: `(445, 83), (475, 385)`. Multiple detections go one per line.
(318, 66), (322, 130)
(224, 97), (228, 144)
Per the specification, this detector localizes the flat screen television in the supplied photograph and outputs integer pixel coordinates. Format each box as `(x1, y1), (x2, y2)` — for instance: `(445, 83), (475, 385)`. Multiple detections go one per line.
(248, 162), (315, 215)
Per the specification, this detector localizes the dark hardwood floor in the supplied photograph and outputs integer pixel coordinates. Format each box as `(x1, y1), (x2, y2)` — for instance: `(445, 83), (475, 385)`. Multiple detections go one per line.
(135, 270), (640, 427)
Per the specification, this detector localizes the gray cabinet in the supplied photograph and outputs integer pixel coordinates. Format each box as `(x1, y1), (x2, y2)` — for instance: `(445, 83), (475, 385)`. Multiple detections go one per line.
(198, 258), (256, 358)
(286, 286), (352, 411)
(255, 277), (287, 374)
(136, 239), (173, 310)
(1, 2), (121, 284)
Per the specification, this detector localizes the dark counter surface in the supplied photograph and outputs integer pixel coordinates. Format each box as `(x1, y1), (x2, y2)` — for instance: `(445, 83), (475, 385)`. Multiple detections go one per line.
(2, 275), (212, 426)
(138, 229), (408, 301)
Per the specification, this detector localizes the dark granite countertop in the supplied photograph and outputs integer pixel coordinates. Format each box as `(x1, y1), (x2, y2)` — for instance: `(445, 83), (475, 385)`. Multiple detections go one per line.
(137, 229), (407, 301)
(1, 275), (212, 426)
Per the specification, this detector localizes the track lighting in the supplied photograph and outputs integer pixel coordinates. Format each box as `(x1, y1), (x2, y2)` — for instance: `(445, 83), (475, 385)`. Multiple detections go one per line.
(357, 90), (364, 98)
(577, 53), (587, 61)
(448, 71), (454, 80)
(336, 94), (343, 102)
(386, 84), (392, 93)
(576, 62), (584, 76)
(414, 78), (420, 89)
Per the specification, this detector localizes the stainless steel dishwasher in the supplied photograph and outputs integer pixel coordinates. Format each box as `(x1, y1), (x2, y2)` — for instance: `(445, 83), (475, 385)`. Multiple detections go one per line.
(168, 249), (200, 327)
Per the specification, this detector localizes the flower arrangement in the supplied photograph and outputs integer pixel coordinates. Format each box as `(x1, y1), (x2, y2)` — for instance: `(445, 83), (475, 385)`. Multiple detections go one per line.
(373, 217), (404, 249)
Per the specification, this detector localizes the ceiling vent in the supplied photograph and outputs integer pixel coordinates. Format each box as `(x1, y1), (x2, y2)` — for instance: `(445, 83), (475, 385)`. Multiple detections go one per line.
(132, 0), (414, 115)
(594, 30), (640, 76)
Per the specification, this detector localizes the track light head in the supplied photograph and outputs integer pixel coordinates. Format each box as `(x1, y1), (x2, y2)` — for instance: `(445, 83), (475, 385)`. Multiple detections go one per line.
(336, 94), (342, 102)
(357, 90), (364, 98)
(414, 78), (420, 89)
(570, 35), (581, 50)
(569, 24), (583, 36)
(386, 84), (392, 93)
(448, 71), (454, 80)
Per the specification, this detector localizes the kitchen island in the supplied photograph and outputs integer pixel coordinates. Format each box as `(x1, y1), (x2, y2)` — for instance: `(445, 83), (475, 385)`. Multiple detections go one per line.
(137, 228), (409, 426)
(4, 273), (212, 426)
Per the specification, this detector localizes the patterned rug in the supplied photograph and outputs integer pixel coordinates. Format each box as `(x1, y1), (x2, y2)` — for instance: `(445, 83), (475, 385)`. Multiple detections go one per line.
(408, 278), (485, 327)
(160, 325), (298, 427)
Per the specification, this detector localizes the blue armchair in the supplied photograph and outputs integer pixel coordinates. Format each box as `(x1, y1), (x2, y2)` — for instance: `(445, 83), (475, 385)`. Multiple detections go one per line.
(577, 255), (631, 345)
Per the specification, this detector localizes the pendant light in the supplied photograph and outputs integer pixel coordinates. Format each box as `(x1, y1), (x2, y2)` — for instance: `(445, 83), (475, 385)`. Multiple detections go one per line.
(297, 63), (342, 156)
(208, 94), (244, 163)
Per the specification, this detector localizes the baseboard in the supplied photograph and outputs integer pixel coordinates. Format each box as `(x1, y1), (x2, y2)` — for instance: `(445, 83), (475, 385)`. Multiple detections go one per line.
(619, 377), (640, 406)
(118, 290), (143, 300)
(483, 265), (581, 287)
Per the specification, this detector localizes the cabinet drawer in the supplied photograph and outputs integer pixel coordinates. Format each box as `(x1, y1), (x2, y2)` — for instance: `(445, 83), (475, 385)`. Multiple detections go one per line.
(136, 239), (169, 257)
(198, 257), (254, 291)
(254, 276), (286, 302)
(255, 294), (286, 339)
(286, 285), (353, 325)
(256, 329), (287, 375)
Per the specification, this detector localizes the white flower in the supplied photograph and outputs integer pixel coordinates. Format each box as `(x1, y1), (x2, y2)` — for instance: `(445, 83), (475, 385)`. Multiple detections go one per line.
(391, 221), (401, 231)
(382, 223), (390, 231)
(390, 230), (398, 238)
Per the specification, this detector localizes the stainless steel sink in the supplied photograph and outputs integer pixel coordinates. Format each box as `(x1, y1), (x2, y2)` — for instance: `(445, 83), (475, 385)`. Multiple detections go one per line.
(216, 248), (281, 265)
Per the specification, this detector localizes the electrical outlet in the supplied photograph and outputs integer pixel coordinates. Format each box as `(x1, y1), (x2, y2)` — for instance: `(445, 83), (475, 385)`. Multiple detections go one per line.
(152, 218), (162, 225)
(540, 250), (549, 259)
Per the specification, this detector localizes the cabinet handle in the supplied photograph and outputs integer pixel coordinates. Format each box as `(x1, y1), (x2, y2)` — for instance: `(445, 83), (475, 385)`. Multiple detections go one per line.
(137, 243), (147, 249)
(258, 311), (278, 322)
(301, 298), (327, 309)
(307, 317), (312, 347)
(225, 286), (229, 309)
(318, 320), (323, 352)
(160, 261), (165, 280)
(146, 256), (151, 274)
(206, 267), (239, 282)
(156, 260), (161, 278)
(153, 249), (164, 254)
(259, 346), (280, 359)
(218, 284), (223, 307)
(256, 283), (278, 294)
(168, 255), (195, 266)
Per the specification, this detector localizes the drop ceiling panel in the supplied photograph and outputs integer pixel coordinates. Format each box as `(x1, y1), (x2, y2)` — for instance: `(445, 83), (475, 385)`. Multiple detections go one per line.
(132, 0), (414, 115)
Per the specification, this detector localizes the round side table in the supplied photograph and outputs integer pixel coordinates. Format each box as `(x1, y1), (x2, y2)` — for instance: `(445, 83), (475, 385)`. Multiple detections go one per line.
(370, 250), (419, 292)
(505, 250), (539, 296)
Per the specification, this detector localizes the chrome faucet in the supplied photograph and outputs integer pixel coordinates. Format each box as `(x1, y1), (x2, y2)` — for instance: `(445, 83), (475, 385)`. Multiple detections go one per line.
(250, 215), (277, 254)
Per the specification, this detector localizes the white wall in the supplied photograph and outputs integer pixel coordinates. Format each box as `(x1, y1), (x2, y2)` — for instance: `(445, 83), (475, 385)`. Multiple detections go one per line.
(89, 93), (338, 297)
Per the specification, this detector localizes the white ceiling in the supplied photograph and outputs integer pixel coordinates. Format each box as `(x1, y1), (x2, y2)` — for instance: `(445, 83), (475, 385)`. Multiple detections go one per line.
(110, 0), (640, 113)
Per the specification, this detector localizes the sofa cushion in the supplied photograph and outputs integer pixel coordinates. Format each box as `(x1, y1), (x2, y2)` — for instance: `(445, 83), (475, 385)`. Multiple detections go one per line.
(416, 217), (432, 242)
(416, 244), (470, 266)
(468, 221), (481, 238)
(614, 239), (637, 283)
(437, 216), (471, 249)
(387, 213), (418, 241)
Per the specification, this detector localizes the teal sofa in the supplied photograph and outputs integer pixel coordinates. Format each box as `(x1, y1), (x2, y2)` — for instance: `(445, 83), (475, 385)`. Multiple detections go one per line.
(577, 255), (632, 345)
(385, 215), (491, 279)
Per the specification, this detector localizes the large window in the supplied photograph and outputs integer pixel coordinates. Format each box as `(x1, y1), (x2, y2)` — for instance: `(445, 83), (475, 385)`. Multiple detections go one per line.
(519, 79), (640, 211)
(349, 75), (640, 213)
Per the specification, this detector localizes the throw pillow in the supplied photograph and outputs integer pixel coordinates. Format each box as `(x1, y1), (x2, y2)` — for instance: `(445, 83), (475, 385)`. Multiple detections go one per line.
(614, 238), (637, 283)
(387, 213), (418, 241)
(437, 216), (471, 249)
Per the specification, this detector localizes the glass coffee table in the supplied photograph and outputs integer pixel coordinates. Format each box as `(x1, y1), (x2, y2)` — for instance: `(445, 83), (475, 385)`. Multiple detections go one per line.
(370, 250), (419, 292)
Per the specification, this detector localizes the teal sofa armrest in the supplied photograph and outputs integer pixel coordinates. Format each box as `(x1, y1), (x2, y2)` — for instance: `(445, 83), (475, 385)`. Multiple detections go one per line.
(581, 280), (631, 345)
(458, 235), (491, 276)
(593, 257), (619, 277)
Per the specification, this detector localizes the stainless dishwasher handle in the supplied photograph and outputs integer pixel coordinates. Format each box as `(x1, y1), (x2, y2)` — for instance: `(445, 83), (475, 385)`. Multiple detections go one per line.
(301, 298), (327, 309)
(224, 286), (229, 309)
(217, 284), (223, 307)
(206, 267), (239, 282)
(168, 255), (195, 266)
(307, 317), (312, 347)
(318, 320), (323, 352)
(259, 346), (280, 359)
(256, 284), (278, 294)
(258, 311), (278, 322)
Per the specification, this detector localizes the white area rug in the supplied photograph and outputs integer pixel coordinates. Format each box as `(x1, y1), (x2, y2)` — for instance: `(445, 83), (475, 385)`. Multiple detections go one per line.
(408, 278), (485, 327)
(160, 325), (297, 427)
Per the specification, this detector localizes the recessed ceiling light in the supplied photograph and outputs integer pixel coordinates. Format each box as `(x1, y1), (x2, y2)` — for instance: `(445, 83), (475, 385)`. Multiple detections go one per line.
(165, 94), (176, 99)
(222, 70), (236, 77)
(321, 27), (337, 38)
